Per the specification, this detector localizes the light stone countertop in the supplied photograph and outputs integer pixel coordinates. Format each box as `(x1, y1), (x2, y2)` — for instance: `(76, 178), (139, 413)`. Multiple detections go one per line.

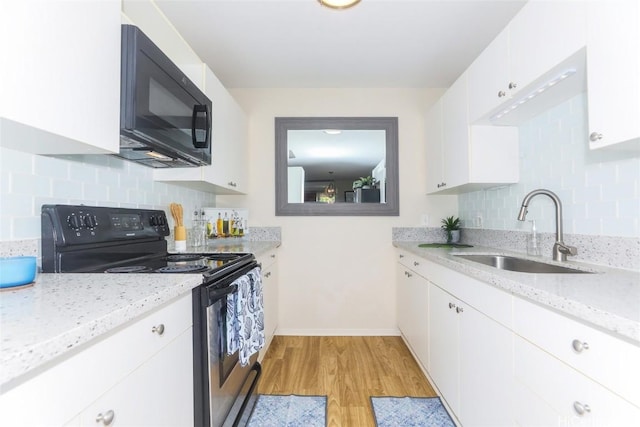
(393, 241), (640, 345)
(0, 240), (281, 390)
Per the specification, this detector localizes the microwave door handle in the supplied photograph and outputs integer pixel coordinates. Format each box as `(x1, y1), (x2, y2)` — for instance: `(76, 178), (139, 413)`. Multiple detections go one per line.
(192, 104), (210, 149)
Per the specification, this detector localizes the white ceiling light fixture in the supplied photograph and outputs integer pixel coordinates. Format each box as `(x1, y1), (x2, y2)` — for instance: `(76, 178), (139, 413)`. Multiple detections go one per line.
(323, 129), (342, 135)
(317, 0), (361, 11)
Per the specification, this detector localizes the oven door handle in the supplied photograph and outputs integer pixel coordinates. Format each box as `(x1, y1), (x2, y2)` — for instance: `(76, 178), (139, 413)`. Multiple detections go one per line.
(208, 284), (238, 304)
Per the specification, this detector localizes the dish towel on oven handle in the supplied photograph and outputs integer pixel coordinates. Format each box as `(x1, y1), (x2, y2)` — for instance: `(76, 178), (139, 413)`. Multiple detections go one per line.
(226, 267), (265, 366)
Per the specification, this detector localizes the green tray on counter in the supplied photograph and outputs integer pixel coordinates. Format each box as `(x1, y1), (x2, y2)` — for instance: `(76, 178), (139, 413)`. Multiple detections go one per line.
(418, 243), (474, 248)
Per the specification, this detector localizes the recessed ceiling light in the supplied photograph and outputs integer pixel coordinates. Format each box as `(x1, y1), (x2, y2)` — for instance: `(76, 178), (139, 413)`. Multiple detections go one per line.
(323, 129), (342, 135)
(317, 0), (361, 10)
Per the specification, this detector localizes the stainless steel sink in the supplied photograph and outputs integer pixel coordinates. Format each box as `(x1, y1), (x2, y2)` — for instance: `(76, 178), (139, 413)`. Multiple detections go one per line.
(452, 254), (593, 274)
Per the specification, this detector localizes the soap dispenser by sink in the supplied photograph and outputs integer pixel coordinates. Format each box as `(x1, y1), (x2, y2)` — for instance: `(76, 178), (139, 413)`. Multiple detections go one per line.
(526, 220), (541, 256)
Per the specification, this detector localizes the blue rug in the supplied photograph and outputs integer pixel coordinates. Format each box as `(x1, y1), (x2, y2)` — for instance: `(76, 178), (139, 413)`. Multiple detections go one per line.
(371, 396), (455, 427)
(248, 394), (327, 427)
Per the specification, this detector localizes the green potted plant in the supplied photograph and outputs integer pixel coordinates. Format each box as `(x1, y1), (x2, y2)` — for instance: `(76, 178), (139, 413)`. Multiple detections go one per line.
(352, 176), (377, 189)
(441, 215), (461, 244)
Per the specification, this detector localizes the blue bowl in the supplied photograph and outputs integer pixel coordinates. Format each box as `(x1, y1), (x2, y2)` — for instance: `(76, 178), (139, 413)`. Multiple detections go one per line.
(0, 256), (37, 289)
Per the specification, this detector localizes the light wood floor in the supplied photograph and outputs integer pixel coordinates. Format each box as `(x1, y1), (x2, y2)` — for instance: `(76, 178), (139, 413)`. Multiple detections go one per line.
(257, 336), (437, 427)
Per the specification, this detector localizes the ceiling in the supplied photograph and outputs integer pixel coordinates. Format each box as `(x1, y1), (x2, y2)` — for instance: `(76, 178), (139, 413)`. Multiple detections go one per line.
(155, 0), (528, 89)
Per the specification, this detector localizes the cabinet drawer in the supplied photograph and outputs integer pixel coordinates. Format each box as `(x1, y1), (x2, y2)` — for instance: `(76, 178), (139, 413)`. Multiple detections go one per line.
(514, 336), (640, 425)
(397, 250), (424, 274)
(0, 293), (192, 427)
(419, 257), (512, 329)
(513, 297), (640, 407)
(257, 248), (278, 270)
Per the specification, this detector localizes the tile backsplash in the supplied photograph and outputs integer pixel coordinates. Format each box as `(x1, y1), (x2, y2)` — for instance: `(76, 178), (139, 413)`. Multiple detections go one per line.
(459, 93), (640, 238)
(0, 148), (216, 240)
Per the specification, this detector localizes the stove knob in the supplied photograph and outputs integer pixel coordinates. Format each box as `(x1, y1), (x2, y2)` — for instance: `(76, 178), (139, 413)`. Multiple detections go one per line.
(67, 215), (82, 230)
(84, 214), (98, 229)
(149, 215), (158, 226)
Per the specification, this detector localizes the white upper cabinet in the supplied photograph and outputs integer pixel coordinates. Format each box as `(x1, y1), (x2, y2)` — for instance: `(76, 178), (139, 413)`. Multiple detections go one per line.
(467, 30), (510, 123)
(508, 0), (586, 97)
(426, 73), (519, 195)
(0, 0), (121, 155)
(586, 0), (640, 151)
(468, 0), (587, 124)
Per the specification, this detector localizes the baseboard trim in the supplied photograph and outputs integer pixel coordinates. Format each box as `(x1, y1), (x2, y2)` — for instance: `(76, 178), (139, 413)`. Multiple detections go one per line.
(275, 328), (400, 336)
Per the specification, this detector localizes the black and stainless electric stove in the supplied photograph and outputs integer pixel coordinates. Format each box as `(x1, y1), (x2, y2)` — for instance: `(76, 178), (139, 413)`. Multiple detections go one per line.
(40, 204), (253, 278)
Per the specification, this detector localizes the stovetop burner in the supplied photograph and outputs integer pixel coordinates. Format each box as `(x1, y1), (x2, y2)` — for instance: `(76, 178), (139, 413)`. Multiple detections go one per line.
(156, 264), (210, 274)
(105, 265), (154, 273)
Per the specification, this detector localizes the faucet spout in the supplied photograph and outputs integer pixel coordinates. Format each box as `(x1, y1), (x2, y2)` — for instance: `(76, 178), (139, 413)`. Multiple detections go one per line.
(517, 189), (577, 262)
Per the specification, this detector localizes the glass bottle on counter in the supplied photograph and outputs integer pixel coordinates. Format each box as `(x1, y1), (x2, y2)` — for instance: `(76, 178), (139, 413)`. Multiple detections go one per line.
(216, 213), (223, 237)
(222, 212), (229, 237)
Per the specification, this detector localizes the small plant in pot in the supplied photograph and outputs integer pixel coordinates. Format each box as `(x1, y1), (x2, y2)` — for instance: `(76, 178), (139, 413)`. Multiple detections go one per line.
(441, 216), (461, 244)
(353, 176), (377, 190)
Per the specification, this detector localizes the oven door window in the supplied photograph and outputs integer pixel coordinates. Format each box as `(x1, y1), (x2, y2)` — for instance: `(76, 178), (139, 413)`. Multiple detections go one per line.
(208, 295), (240, 387)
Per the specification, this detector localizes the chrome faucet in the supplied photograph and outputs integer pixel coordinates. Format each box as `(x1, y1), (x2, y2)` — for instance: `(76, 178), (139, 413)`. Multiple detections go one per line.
(517, 189), (577, 262)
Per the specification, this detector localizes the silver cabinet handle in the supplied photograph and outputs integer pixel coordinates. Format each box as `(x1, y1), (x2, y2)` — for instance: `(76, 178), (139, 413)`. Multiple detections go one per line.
(498, 90), (507, 98)
(96, 410), (115, 425)
(228, 181), (237, 187)
(448, 302), (456, 309)
(151, 324), (165, 335)
(265, 271), (271, 278)
(573, 401), (591, 416)
(589, 132), (603, 142)
(405, 271), (413, 278)
(399, 254), (404, 258)
(413, 261), (419, 267)
(572, 339), (589, 353)
(456, 306), (464, 314)
(270, 254), (276, 258)
(437, 182), (447, 188)
(508, 82), (517, 90)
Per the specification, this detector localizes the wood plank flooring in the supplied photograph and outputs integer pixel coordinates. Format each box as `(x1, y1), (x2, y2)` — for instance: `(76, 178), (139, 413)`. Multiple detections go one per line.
(257, 336), (437, 427)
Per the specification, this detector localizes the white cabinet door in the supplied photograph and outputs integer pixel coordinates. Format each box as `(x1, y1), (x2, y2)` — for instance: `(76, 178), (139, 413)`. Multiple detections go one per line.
(81, 328), (194, 427)
(467, 30), (510, 123)
(441, 73), (470, 191)
(458, 301), (513, 426)
(396, 263), (429, 370)
(425, 98), (444, 193)
(201, 66), (248, 194)
(508, 0), (587, 97)
(428, 283), (460, 414)
(262, 258), (279, 352)
(1, 0), (120, 155)
(586, 0), (640, 150)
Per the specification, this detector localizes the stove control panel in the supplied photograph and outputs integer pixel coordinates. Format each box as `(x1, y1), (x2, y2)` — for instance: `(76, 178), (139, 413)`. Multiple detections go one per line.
(42, 205), (171, 245)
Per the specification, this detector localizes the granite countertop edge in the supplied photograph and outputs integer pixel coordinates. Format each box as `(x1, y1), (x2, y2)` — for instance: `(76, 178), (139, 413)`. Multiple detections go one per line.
(393, 241), (640, 345)
(0, 240), (281, 390)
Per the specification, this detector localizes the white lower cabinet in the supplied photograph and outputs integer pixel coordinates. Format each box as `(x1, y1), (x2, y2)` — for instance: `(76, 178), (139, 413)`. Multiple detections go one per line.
(429, 282), (513, 426)
(514, 335), (640, 426)
(396, 249), (639, 427)
(396, 258), (429, 369)
(0, 293), (193, 427)
(80, 327), (193, 427)
(257, 248), (279, 357)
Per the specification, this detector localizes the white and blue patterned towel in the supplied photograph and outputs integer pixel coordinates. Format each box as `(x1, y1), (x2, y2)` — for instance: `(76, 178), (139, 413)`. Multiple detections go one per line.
(226, 267), (265, 366)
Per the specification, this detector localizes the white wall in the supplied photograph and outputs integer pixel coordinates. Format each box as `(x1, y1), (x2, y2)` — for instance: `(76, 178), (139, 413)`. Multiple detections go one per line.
(220, 88), (456, 335)
(459, 93), (640, 238)
(0, 148), (215, 240)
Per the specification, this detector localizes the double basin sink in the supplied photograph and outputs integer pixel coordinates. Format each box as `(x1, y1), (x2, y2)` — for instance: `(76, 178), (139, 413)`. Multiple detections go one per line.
(452, 254), (593, 274)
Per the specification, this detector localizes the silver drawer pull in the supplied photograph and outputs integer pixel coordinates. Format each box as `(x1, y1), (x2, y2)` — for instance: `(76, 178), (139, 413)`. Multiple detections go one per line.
(448, 302), (456, 309)
(96, 410), (115, 425)
(265, 271), (271, 278)
(151, 324), (165, 335)
(270, 254), (276, 258)
(456, 306), (464, 314)
(405, 271), (413, 278)
(572, 339), (589, 353)
(573, 401), (591, 416)
(413, 261), (419, 267)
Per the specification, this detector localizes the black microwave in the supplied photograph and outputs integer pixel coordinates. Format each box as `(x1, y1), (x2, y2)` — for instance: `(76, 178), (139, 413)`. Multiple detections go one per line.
(119, 25), (212, 168)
